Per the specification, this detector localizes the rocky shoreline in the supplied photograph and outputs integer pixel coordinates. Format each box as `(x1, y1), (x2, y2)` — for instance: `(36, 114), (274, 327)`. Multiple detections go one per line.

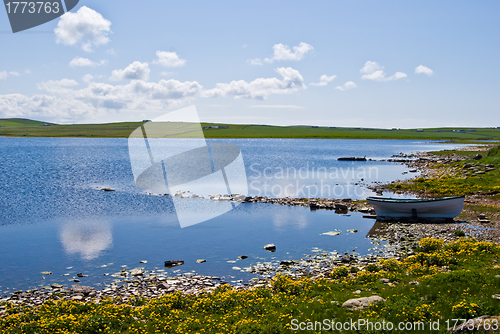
(1, 217), (493, 309)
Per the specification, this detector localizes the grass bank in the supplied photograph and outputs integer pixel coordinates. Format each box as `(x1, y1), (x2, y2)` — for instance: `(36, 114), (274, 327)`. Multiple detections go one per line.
(1, 118), (500, 140)
(388, 145), (500, 197)
(1, 238), (500, 333)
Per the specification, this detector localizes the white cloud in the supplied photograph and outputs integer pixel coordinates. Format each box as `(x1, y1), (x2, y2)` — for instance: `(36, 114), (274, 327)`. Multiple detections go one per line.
(69, 57), (107, 67)
(0, 74), (204, 122)
(335, 81), (358, 91)
(360, 61), (407, 82)
(247, 58), (263, 66)
(310, 74), (337, 86)
(132, 80), (203, 100)
(37, 79), (79, 92)
(264, 42), (314, 63)
(360, 61), (382, 74)
(152, 51), (186, 68)
(203, 67), (305, 100)
(0, 65), (308, 122)
(110, 61), (150, 81)
(390, 72), (408, 80)
(55, 6), (112, 52)
(82, 74), (94, 83)
(415, 65), (434, 76)
(248, 42), (314, 65)
(0, 70), (24, 79)
(0, 93), (93, 121)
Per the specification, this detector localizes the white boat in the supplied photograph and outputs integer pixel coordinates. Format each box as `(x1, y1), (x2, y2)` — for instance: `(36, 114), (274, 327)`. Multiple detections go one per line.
(366, 195), (465, 220)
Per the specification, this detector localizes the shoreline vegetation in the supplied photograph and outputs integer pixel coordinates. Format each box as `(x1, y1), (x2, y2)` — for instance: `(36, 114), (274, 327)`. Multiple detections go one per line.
(2, 131), (500, 332)
(1, 118), (500, 141)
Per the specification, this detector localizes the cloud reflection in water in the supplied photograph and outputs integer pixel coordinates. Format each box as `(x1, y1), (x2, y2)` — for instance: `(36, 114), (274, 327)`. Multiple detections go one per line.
(60, 220), (113, 260)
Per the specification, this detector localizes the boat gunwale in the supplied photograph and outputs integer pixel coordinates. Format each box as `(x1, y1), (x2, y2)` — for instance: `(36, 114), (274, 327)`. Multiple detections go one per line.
(366, 195), (465, 203)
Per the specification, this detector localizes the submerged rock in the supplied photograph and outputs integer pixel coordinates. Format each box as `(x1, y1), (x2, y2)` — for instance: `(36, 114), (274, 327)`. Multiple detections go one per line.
(322, 231), (340, 236)
(164, 260), (184, 268)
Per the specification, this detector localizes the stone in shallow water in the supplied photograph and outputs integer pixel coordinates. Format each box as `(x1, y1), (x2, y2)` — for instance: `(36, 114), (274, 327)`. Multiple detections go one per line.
(264, 244), (276, 252)
(130, 268), (145, 276)
(164, 260), (184, 268)
(322, 231), (340, 236)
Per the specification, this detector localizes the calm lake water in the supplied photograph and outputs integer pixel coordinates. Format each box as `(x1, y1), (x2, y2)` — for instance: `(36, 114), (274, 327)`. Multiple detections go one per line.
(0, 138), (468, 293)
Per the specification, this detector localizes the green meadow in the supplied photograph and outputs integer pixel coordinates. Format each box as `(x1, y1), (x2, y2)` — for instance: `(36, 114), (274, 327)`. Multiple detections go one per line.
(1, 118), (500, 140)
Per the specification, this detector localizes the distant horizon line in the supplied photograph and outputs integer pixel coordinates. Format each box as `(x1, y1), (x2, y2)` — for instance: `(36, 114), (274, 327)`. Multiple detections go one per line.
(2, 117), (499, 131)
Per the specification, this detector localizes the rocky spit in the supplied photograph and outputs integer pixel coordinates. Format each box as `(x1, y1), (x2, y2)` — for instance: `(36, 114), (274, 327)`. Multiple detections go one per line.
(244, 195), (375, 213)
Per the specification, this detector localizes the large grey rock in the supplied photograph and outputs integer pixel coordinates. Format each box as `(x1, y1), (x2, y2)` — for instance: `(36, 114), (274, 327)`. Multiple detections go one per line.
(71, 285), (95, 296)
(342, 296), (384, 310)
(130, 268), (145, 276)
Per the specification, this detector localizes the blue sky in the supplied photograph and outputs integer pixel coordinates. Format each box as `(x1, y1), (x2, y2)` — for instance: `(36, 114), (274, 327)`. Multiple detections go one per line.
(0, 1), (499, 127)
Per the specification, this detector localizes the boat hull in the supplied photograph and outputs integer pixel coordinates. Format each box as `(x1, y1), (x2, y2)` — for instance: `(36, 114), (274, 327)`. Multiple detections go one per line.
(366, 196), (465, 220)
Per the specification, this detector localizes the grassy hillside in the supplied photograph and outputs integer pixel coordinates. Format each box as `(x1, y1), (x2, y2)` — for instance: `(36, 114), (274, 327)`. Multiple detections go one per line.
(0, 118), (500, 140)
(0, 118), (54, 127)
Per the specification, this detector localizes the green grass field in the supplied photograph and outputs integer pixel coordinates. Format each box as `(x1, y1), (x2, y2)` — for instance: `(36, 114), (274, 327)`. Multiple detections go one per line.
(1, 118), (500, 140)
